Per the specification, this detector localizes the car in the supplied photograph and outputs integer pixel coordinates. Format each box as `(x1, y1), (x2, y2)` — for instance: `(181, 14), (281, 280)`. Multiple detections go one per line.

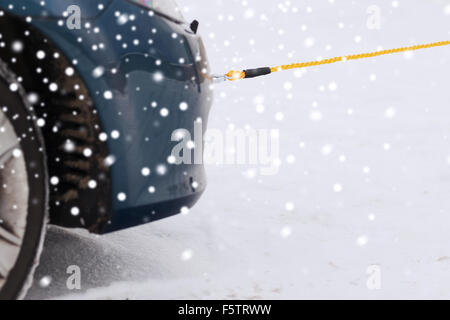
(0, 0), (213, 299)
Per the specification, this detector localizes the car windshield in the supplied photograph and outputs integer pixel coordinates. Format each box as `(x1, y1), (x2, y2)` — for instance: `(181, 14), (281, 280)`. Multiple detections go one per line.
(131, 0), (184, 21)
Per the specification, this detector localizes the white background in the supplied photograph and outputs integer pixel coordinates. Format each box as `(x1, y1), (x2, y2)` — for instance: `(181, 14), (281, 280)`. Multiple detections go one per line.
(28, 0), (450, 299)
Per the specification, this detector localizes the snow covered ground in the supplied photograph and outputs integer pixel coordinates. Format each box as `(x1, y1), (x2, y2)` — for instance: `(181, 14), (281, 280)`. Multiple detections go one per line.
(27, 0), (450, 299)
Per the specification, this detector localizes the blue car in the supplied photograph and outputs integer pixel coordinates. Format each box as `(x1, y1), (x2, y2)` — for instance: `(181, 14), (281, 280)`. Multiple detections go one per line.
(0, 0), (212, 299)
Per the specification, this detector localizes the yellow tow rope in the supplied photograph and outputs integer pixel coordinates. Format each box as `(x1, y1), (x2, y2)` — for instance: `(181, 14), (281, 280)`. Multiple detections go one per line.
(219, 40), (450, 82)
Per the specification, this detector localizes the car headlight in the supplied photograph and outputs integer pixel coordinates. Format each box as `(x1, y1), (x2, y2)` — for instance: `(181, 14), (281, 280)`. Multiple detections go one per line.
(128, 0), (184, 22)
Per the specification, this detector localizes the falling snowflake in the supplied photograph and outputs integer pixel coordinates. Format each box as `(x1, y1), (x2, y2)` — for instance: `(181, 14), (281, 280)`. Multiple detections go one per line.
(356, 235), (369, 246)
(280, 226), (292, 238)
(181, 249), (193, 261)
(39, 276), (52, 288)
(333, 184), (343, 192)
(285, 202), (295, 211)
(141, 167), (151, 176)
(103, 90), (113, 100)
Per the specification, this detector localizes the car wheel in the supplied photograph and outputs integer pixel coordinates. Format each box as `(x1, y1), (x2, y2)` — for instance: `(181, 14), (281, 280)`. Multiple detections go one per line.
(0, 60), (48, 300)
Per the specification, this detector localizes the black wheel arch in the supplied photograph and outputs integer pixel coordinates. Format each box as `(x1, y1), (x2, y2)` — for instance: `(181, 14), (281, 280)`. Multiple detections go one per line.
(0, 12), (112, 233)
